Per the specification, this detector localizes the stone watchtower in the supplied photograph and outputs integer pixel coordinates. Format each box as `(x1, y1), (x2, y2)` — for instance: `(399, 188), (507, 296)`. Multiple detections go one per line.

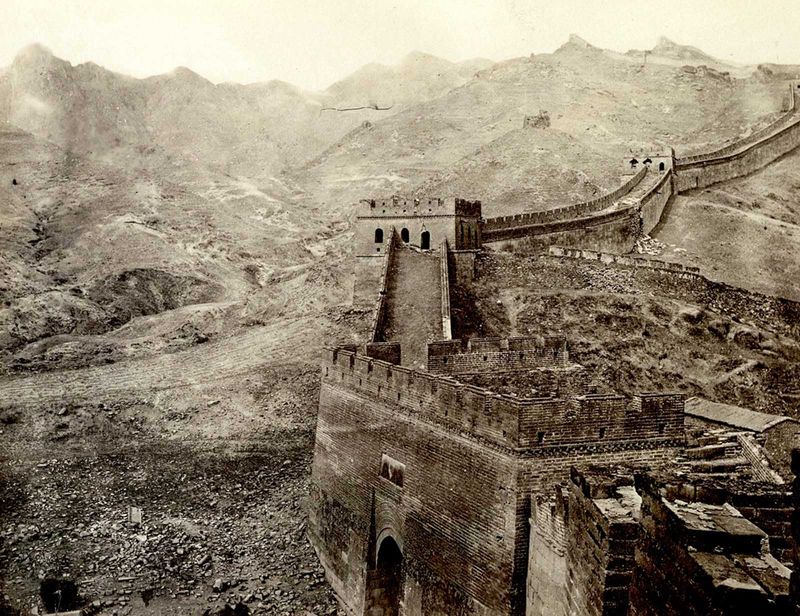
(352, 196), (482, 304)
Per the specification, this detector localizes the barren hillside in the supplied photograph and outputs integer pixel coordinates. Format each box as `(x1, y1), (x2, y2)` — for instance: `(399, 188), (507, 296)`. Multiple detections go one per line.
(2, 33), (800, 615)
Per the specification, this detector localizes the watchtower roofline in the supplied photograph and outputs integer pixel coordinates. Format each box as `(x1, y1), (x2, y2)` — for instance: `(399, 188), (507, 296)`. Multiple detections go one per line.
(358, 196), (482, 219)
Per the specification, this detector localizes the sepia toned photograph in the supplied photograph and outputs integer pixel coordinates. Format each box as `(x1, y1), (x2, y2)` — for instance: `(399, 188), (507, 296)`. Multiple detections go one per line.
(1, 1), (799, 614)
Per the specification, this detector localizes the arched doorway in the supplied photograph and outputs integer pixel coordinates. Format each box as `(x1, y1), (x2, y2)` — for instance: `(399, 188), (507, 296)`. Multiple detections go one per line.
(366, 536), (403, 616)
(375, 228), (384, 243)
(401, 228), (410, 243)
(420, 230), (430, 250)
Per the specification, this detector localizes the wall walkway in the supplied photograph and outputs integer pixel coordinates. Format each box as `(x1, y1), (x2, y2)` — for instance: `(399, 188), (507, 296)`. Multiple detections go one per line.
(376, 244), (443, 370)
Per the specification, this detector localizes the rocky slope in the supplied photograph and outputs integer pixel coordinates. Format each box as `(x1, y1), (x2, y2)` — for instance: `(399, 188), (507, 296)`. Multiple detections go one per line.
(2, 35), (800, 614)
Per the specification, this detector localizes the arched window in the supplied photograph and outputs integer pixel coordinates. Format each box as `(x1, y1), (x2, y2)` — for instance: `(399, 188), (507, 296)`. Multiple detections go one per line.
(401, 228), (409, 243)
(374, 228), (384, 243)
(420, 231), (430, 250)
(659, 162), (665, 172)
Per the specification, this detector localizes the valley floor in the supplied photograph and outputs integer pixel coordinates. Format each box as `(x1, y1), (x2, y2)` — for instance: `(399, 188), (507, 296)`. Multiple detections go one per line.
(0, 321), (348, 615)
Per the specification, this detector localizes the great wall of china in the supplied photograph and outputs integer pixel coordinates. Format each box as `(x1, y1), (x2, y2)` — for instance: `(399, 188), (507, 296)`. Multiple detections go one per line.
(308, 81), (800, 615)
(482, 80), (800, 251)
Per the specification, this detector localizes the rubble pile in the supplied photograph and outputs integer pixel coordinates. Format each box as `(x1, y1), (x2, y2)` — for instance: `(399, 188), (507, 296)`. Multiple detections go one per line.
(634, 235), (666, 255)
(0, 445), (340, 615)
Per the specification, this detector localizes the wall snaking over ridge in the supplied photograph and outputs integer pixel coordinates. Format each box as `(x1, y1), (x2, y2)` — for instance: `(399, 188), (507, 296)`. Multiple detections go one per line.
(480, 82), (800, 254)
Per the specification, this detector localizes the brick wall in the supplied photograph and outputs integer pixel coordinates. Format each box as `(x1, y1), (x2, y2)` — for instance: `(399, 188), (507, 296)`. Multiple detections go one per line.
(564, 469), (640, 616)
(309, 376), (520, 615)
(370, 229), (397, 341)
(674, 110), (800, 192)
(440, 241), (452, 340)
(629, 473), (792, 615)
(427, 336), (569, 375)
(483, 166), (647, 233)
(527, 491), (569, 616)
(322, 348), (684, 453)
(482, 202), (641, 251)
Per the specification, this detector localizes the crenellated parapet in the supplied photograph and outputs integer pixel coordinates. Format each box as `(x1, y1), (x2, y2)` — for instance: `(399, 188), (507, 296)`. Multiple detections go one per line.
(427, 335), (569, 375)
(481, 81), (800, 252)
(322, 346), (684, 454)
(358, 196), (482, 219)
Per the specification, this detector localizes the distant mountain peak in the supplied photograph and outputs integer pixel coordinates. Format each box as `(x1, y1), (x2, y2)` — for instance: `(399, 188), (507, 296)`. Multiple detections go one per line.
(650, 36), (717, 63)
(167, 66), (213, 86)
(555, 34), (599, 54)
(567, 34), (592, 49)
(12, 43), (59, 67)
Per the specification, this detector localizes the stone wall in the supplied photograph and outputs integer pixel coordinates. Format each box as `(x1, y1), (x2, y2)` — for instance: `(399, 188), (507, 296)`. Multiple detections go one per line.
(480, 82), (800, 253)
(483, 166), (647, 234)
(628, 473), (792, 615)
(427, 336), (569, 375)
(544, 248), (800, 337)
(674, 113), (800, 191)
(319, 348), (683, 454)
(564, 469), (640, 616)
(547, 246), (701, 277)
(356, 197), (481, 256)
(482, 198), (641, 251)
(309, 365), (521, 615)
(526, 492), (568, 616)
(311, 348), (686, 615)
(370, 229), (397, 341)
(439, 241), (452, 340)
(638, 167), (675, 235)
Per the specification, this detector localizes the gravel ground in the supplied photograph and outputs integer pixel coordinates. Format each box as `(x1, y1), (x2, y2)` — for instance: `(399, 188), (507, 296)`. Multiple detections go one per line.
(0, 362), (343, 616)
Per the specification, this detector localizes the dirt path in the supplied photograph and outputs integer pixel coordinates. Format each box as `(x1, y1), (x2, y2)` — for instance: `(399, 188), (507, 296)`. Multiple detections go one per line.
(0, 317), (316, 411)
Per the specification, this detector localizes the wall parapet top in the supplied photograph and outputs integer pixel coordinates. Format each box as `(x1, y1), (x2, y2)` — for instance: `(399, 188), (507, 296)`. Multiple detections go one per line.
(323, 346), (685, 452)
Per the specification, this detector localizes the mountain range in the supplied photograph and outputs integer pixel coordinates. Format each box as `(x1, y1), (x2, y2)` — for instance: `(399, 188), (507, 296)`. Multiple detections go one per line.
(1, 35), (798, 374)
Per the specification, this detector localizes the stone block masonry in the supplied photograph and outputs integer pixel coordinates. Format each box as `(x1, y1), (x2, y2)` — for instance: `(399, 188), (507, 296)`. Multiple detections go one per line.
(310, 347), (688, 615)
(564, 468), (641, 616)
(629, 472), (792, 615)
(309, 355), (522, 615)
(427, 335), (569, 375)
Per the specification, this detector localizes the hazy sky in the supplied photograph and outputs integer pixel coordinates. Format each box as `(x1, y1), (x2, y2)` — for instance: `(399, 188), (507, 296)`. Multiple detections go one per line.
(3, 0), (799, 90)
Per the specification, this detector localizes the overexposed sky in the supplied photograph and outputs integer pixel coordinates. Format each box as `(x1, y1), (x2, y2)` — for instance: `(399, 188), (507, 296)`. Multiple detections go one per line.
(2, 0), (799, 90)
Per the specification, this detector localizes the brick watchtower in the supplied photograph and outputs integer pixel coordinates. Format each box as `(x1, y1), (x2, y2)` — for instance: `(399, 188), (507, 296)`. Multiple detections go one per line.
(352, 196), (481, 305)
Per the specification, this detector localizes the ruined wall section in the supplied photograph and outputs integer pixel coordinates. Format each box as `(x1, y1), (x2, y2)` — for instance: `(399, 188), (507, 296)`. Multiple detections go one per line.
(629, 473), (792, 615)
(564, 469), (640, 616)
(544, 248), (800, 337)
(427, 336), (569, 375)
(548, 246), (701, 276)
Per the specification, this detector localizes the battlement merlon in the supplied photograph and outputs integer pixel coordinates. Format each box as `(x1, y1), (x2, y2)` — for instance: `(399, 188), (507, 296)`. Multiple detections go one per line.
(358, 196), (482, 219)
(321, 346), (685, 452)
